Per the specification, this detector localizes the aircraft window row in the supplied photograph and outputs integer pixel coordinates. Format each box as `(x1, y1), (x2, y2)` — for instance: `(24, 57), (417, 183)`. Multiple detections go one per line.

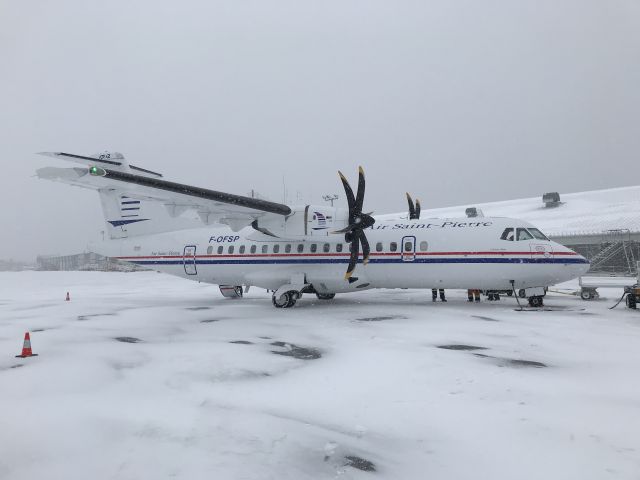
(500, 227), (549, 241)
(205, 241), (432, 255)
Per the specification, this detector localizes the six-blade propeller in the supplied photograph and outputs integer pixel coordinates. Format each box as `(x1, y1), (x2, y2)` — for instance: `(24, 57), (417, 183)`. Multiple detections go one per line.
(334, 167), (376, 280)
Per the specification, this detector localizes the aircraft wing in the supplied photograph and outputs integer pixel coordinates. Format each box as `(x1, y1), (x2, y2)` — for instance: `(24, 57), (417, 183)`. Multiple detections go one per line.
(36, 152), (291, 231)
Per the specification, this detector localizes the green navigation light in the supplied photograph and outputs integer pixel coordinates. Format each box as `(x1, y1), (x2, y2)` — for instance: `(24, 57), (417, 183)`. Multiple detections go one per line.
(89, 166), (106, 176)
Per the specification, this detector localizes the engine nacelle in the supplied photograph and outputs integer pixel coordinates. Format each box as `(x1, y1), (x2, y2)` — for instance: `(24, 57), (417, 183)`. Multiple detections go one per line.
(252, 205), (349, 239)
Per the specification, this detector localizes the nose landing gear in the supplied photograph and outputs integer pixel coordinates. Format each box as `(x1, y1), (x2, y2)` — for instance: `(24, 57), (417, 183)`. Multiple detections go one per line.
(528, 295), (544, 308)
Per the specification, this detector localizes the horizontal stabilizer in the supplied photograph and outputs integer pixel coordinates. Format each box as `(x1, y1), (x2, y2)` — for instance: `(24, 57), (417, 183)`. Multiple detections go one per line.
(38, 151), (163, 178)
(36, 152), (294, 236)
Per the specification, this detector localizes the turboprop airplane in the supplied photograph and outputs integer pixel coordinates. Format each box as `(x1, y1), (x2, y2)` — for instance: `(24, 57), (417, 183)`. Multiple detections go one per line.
(37, 151), (589, 308)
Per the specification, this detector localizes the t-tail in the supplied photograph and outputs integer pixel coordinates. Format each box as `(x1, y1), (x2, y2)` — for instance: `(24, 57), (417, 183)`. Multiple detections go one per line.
(36, 151), (201, 239)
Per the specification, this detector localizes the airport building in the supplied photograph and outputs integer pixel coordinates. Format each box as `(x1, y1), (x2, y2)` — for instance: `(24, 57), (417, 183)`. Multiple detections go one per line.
(36, 252), (147, 272)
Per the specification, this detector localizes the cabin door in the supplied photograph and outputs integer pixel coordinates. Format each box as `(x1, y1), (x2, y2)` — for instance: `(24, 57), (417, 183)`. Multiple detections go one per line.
(401, 236), (416, 262)
(183, 245), (197, 275)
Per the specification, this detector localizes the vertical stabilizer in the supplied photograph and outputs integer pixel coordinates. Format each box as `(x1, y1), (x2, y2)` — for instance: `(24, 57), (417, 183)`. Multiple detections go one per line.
(97, 189), (201, 239)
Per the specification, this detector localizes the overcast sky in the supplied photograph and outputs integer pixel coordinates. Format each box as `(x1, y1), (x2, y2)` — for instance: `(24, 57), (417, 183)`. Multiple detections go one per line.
(2, 0), (639, 260)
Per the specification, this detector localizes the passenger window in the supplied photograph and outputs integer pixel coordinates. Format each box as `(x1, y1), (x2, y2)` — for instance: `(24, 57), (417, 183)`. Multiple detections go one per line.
(207, 246), (213, 254)
(250, 245), (256, 254)
(376, 242), (383, 252)
(500, 228), (515, 241)
(239, 245), (245, 254)
(228, 245), (234, 254)
(310, 244), (318, 253)
(273, 244), (280, 253)
(323, 243), (330, 253)
(336, 243), (343, 253)
(528, 228), (549, 241)
(420, 241), (428, 251)
(404, 241), (413, 252)
(297, 244), (304, 253)
(390, 242), (398, 252)
(517, 228), (534, 241)
(262, 245), (268, 254)
(217, 246), (223, 254)
(285, 244), (292, 253)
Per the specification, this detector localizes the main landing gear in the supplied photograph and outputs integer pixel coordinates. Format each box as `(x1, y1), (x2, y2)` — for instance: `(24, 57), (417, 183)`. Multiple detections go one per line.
(271, 288), (336, 308)
(316, 293), (336, 300)
(272, 290), (300, 308)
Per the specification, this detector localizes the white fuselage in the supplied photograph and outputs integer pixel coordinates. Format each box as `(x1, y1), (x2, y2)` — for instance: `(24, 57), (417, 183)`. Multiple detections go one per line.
(97, 216), (589, 294)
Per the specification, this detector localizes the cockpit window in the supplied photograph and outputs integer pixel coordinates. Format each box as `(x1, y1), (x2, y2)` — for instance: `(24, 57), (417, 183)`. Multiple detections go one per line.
(516, 228), (534, 241)
(500, 228), (515, 241)
(528, 228), (549, 241)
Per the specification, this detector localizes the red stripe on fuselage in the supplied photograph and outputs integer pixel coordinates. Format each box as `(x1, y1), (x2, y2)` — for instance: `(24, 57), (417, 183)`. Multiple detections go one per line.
(115, 251), (578, 260)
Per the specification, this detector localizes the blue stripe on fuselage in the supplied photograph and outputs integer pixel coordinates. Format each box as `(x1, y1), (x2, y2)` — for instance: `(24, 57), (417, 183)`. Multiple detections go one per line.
(125, 257), (588, 266)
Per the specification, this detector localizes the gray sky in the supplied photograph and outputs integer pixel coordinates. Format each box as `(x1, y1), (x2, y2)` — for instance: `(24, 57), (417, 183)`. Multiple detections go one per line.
(2, 0), (639, 261)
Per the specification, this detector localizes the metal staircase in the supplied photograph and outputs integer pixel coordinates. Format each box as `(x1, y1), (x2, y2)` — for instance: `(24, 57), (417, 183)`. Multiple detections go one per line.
(589, 230), (638, 274)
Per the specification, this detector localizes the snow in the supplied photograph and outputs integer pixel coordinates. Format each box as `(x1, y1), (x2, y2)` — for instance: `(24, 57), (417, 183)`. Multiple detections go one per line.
(383, 185), (640, 237)
(1, 271), (640, 479)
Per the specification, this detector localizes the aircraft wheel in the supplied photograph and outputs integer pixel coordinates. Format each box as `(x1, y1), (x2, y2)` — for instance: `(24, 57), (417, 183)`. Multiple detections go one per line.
(580, 289), (593, 301)
(518, 289), (527, 298)
(234, 286), (243, 298)
(528, 296), (544, 308)
(272, 291), (297, 308)
(316, 293), (336, 300)
(506, 291), (513, 297)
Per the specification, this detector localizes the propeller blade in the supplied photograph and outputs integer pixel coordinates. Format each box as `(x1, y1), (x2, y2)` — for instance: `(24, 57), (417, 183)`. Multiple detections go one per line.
(415, 199), (421, 219)
(359, 230), (371, 264)
(406, 192), (416, 219)
(338, 171), (356, 221)
(354, 166), (365, 215)
(345, 240), (360, 279)
(337, 168), (374, 280)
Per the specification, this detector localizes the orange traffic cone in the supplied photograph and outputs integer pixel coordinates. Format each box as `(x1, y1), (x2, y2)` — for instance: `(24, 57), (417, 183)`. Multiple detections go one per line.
(15, 332), (38, 358)
(65, 292), (70, 301)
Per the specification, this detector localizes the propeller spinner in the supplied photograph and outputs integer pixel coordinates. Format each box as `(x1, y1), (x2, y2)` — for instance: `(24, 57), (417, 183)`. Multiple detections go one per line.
(334, 167), (375, 280)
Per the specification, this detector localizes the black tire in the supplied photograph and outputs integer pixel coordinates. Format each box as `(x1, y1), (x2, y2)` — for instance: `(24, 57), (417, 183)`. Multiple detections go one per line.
(273, 291), (298, 308)
(272, 292), (291, 308)
(626, 294), (637, 309)
(580, 289), (593, 301)
(506, 291), (513, 297)
(518, 289), (527, 299)
(528, 296), (544, 308)
(234, 286), (243, 298)
(316, 293), (336, 300)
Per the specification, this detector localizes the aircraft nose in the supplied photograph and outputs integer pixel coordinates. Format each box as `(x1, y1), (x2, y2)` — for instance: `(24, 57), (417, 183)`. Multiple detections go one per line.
(576, 255), (590, 275)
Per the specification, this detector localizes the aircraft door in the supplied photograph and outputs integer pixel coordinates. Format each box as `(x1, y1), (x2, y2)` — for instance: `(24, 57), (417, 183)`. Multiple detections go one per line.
(401, 236), (416, 262)
(183, 245), (197, 275)
(530, 243), (553, 260)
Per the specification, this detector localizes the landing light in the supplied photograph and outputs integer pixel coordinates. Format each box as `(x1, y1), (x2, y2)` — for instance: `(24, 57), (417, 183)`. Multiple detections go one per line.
(89, 166), (106, 176)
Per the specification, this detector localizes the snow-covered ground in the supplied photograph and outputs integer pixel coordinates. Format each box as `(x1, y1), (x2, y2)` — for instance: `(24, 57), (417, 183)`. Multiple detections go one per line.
(1, 271), (640, 480)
